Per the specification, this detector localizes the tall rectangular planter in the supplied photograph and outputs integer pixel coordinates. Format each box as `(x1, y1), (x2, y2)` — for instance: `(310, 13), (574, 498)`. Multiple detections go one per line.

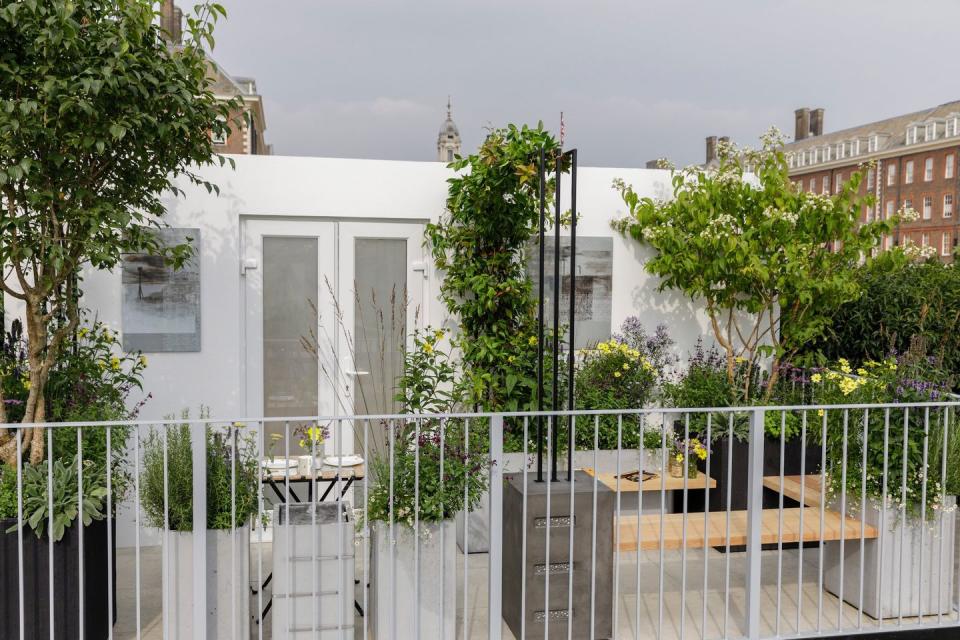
(272, 503), (354, 639)
(162, 525), (250, 639)
(370, 520), (456, 640)
(0, 518), (116, 639)
(824, 497), (957, 619)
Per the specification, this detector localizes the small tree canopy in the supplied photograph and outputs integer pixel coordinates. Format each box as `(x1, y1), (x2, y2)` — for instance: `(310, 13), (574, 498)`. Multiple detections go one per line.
(612, 129), (904, 400)
(0, 0), (238, 462)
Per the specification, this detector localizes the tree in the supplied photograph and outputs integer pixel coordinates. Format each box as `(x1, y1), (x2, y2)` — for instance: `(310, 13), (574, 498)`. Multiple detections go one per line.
(426, 123), (565, 413)
(0, 0), (238, 463)
(612, 129), (906, 401)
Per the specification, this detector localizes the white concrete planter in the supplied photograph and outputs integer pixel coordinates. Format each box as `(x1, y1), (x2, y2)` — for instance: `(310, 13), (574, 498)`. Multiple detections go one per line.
(456, 449), (663, 553)
(273, 503), (354, 639)
(824, 497), (957, 619)
(162, 525), (250, 639)
(370, 520), (456, 640)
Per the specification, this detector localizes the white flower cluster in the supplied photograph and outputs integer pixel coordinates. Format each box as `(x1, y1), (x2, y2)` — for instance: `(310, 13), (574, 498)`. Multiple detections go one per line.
(698, 213), (741, 239)
(898, 205), (920, 222)
(763, 205), (800, 225)
(903, 244), (938, 261)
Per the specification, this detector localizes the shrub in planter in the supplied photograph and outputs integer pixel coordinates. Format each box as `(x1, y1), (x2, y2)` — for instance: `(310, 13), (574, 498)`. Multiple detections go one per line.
(369, 330), (488, 639)
(0, 318), (142, 639)
(806, 346), (960, 617)
(140, 411), (260, 639)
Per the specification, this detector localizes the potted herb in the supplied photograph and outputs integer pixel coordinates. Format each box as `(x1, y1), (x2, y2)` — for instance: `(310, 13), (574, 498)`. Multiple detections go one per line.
(814, 347), (959, 618)
(367, 328), (488, 640)
(140, 409), (259, 639)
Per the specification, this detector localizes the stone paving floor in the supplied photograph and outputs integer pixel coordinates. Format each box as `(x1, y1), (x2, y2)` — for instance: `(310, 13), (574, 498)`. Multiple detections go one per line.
(111, 541), (959, 639)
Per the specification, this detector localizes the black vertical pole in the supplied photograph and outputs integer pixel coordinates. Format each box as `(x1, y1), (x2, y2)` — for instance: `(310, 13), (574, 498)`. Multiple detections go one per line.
(567, 149), (577, 481)
(536, 147), (546, 483)
(552, 151), (561, 482)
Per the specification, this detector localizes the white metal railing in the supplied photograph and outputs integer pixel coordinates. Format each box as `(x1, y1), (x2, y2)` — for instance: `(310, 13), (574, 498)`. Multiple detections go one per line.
(2, 402), (959, 639)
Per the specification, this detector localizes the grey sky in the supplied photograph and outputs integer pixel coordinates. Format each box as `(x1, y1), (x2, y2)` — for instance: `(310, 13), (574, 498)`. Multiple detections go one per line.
(213, 0), (960, 168)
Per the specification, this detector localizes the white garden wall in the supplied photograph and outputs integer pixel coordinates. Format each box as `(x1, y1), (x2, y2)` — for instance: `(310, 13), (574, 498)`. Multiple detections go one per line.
(71, 154), (716, 423)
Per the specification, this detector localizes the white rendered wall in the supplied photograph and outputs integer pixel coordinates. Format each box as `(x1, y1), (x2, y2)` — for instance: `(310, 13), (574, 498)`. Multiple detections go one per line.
(7, 154), (726, 546)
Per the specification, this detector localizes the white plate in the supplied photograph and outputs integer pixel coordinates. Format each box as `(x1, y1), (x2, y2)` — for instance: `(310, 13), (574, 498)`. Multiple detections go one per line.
(323, 455), (364, 467)
(261, 459), (297, 471)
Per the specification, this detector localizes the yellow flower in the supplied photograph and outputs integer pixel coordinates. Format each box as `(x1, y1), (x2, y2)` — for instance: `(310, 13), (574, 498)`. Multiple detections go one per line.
(838, 358), (851, 374)
(735, 356), (746, 364)
(433, 329), (445, 341)
(675, 453), (684, 463)
(887, 361), (897, 371)
(138, 355), (148, 367)
(422, 341), (434, 354)
(110, 356), (121, 371)
(103, 329), (112, 341)
(97, 360), (107, 370)
(528, 336), (538, 346)
(811, 373), (822, 383)
(857, 368), (868, 376)
(508, 355), (516, 363)
(613, 371), (622, 378)
(622, 363), (630, 371)
(22, 379), (30, 390)
(826, 371), (840, 381)
(78, 327), (88, 338)
(817, 409), (825, 417)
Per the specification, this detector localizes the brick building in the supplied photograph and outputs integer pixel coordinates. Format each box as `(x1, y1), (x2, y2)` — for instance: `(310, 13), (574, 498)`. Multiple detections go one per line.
(160, 1), (270, 155)
(783, 103), (960, 261)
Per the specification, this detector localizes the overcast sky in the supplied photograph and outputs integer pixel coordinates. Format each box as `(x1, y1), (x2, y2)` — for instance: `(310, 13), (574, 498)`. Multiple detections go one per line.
(212, 0), (960, 168)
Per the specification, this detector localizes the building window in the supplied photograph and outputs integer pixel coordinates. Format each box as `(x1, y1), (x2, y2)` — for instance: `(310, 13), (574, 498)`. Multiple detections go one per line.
(921, 232), (930, 247)
(906, 126), (919, 145)
(211, 115), (227, 145)
(905, 160), (914, 184)
(946, 154), (955, 179)
(834, 173), (842, 194)
(811, 148), (819, 164)
(885, 200), (895, 220)
(924, 157), (934, 181)
(904, 198), (913, 216)
(887, 163), (897, 186)
(923, 196), (933, 219)
(809, 177), (815, 191)
(945, 194), (954, 218)
(866, 168), (875, 189)
(944, 232), (953, 257)
(868, 135), (879, 152)
(925, 122), (937, 141)
(821, 176), (829, 194)
(883, 235), (893, 250)
(864, 204), (872, 222)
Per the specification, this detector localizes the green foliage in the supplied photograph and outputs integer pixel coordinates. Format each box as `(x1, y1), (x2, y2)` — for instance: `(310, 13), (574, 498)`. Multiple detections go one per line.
(5, 455), (108, 541)
(426, 123), (565, 415)
(0, 0), (238, 430)
(140, 410), (260, 531)
(365, 419), (488, 527)
(805, 347), (957, 519)
(394, 327), (463, 414)
(661, 340), (755, 440)
(573, 339), (657, 449)
(808, 248), (960, 379)
(612, 130), (898, 401)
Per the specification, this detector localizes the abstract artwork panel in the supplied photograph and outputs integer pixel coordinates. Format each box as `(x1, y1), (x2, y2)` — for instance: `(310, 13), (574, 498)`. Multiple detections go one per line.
(121, 228), (201, 352)
(527, 236), (613, 349)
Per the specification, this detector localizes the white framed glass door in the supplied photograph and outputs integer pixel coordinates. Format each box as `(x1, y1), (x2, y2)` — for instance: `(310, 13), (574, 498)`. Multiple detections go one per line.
(242, 218), (425, 453)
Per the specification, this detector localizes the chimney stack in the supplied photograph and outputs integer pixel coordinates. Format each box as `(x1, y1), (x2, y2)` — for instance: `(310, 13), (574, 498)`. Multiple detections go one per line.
(795, 108), (811, 141)
(810, 108), (825, 137)
(705, 136), (718, 164)
(645, 159), (661, 169)
(160, 1), (183, 45)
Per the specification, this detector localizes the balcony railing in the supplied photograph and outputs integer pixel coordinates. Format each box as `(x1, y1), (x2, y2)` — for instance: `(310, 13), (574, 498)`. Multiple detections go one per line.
(1, 402), (959, 639)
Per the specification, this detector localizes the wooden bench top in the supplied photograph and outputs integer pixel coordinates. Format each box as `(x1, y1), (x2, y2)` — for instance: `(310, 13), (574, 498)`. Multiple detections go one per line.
(762, 475), (824, 507)
(581, 467), (717, 493)
(616, 507), (877, 552)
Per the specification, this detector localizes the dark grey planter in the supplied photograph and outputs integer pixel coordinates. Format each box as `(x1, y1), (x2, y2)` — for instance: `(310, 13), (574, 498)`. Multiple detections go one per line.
(0, 518), (116, 639)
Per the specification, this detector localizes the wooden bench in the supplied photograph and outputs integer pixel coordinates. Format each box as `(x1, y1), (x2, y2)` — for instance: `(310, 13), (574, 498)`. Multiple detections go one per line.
(616, 507), (878, 552)
(762, 474), (824, 507)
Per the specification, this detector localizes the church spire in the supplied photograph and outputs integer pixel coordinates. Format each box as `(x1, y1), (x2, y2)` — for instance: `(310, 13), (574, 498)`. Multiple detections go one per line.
(437, 97), (461, 162)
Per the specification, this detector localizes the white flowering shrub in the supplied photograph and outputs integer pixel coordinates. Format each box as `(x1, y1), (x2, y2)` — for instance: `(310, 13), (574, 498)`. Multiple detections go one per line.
(611, 128), (899, 400)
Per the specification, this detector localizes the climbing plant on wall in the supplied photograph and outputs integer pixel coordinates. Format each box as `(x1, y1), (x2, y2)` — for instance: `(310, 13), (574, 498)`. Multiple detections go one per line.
(426, 123), (567, 418)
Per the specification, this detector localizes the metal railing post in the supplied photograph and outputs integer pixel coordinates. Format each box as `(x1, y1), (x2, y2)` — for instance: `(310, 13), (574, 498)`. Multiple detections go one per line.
(488, 414), (504, 640)
(191, 421), (207, 640)
(745, 407), (765, 639)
